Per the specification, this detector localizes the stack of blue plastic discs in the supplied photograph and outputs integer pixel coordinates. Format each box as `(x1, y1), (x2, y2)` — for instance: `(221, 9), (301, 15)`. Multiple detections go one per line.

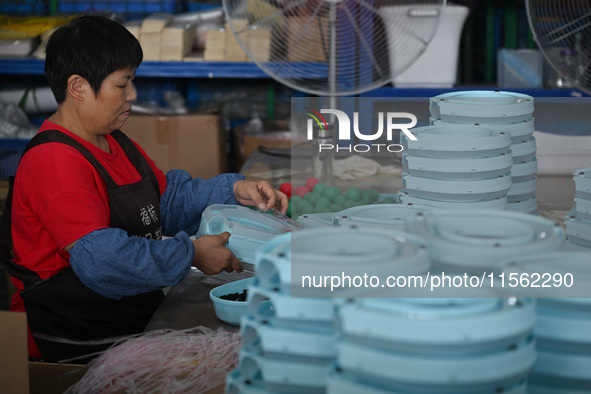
(226, 227), (431, 393)
(429, 91), (537, 213)
(327, 296), (537, 394)
(565, 167), (591, 248)
(500, 252), (591, 393)
(399, 123), (513, 209)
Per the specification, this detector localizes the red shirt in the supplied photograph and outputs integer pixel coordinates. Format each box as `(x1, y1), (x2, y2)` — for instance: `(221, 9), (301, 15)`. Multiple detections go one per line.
(9, 120), (167, 357)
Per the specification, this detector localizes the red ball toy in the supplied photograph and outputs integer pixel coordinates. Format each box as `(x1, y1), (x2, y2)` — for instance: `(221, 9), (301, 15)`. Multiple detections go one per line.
(294, 185), (309, 198)
(279, 182), (293, 198)
(305, 177), (320, 190)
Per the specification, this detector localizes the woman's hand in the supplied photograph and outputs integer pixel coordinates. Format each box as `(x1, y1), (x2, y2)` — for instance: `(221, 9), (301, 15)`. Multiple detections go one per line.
(192, 232), (242, 275)
(233, 179), (289, 214)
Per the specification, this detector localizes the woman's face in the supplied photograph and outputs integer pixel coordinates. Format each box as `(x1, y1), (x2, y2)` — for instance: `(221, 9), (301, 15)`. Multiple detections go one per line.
(85, 67), (137, 134)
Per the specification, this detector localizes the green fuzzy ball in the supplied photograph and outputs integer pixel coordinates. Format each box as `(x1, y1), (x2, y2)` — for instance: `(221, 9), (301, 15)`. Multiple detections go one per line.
(290, 195), (302, 205)
(333, 194), (347, 205)
(345, 187), (362, 202)
(315, 197), (332, 207)
(299, 201), (314, 214)
(322, 186), (341, 202)
(313, 182), (326, 194)
(367, 189), (379, 202)
(304, 192), (321, 204)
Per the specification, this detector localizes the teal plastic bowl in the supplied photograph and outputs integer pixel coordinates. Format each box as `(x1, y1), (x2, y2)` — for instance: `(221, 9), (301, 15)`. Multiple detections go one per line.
(210, 278), (253, 325)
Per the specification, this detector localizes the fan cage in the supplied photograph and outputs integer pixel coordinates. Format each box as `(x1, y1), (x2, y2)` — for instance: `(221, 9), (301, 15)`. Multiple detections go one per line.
(526, 0), (591, 92)
(223, 0), (446, 96)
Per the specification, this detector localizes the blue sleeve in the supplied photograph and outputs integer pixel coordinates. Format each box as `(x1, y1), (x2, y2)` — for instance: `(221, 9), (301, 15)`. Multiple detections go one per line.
(160, 169), (245, 236)
(69, 227), (194, 299)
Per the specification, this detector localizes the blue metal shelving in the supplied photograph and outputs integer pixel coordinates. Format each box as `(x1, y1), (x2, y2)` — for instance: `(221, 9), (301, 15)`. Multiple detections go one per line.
(0, 58), (269, 78)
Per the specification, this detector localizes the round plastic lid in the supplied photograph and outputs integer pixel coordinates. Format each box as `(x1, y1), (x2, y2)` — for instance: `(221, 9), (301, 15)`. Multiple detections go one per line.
(403, 152), (513, 180)
(400, 193), (508, 210)
(403, 172), (512, 201)
(430, 90), (534, 124)
(402, 124), (512, 159)
(408, 210), (564, 272)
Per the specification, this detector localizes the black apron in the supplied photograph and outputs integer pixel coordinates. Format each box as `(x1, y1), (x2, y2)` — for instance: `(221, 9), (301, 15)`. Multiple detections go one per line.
(0, 129), (165, 363)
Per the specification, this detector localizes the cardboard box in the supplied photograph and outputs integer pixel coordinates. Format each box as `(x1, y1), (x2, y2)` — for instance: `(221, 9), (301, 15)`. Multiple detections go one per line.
(140, 13), (173, 60)
(122, 114), (227, 180)
(204, 29), (226, 61)
(161, 23), (195, 61)
(224, 21), (248, 62)
(286, 15), (328, 62)
(0, 311), (87, 394)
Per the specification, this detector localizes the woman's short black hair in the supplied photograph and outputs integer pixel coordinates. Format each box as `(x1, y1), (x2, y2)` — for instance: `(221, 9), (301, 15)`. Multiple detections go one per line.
(45, 15), (143, 104)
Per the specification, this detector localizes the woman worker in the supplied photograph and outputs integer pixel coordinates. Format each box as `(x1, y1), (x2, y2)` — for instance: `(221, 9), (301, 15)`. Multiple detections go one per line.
(3, 15), (288, 362)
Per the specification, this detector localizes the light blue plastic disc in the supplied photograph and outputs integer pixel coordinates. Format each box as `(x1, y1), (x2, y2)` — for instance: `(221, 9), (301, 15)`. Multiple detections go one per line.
(575, 197), (591, 221)
(336, 338), (536, 388)
(247, 285), (336, 328)
(510, 136), (537, 163)
(336, 204), (430, 231)
(402, 152), (513, 180)
(326, 370), (529, 394)
(241, 316), (337, 359)
(511, 158), (538, 182)
(565, 216), (591, 248)
(339, 296), (535, 351)
(431, 117), (535, 143)
(430, 90), (534, 124)
(573, 167), (591, 199)
(399, 192), (508, 210)
(408, 210), (564, 273)
(507, 178), (537, 202)
(236, 349), (329, 392)
(402, 172), (512, 201)
(506, 194), (538, 213)
(402, 124), (512, 159)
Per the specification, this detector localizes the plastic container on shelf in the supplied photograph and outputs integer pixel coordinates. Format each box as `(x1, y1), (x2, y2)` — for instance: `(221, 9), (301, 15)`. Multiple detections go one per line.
(431, 117), (536, 143)
(385, 3), (470, 88)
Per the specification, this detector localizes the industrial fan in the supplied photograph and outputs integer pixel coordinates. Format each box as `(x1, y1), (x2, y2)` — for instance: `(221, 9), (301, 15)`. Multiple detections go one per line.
(221, 0), (446, 97)
(526, 0), (591, 94)
(222, 0), (446, 182)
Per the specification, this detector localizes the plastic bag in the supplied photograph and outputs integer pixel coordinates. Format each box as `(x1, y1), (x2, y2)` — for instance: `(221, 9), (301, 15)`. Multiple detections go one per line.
(0, 102), (37, 139)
